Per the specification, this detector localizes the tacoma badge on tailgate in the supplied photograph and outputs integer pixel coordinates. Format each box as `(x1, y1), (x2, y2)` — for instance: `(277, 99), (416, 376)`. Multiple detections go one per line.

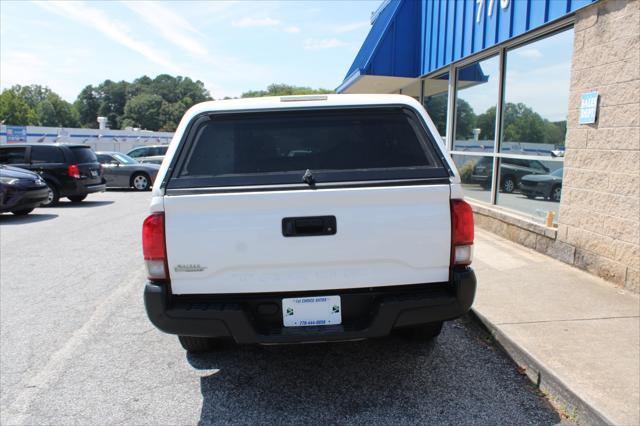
(174, 264), (207, 273)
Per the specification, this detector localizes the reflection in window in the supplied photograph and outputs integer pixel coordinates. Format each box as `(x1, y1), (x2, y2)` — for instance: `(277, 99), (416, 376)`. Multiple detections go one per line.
(500, 28), (574, 156)
(454, 56), (500, 154)
(422, 72), (449, 138)
(452, 154), (492, 203)
(496, 158), (563, 223)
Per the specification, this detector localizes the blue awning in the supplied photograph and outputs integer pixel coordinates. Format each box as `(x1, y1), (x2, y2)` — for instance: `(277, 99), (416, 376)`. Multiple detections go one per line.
(337, 0), (421, 93)
(458, 63), (489, 84)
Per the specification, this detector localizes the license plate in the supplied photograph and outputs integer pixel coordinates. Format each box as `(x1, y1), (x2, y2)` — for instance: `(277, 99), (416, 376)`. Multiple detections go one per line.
(90, 170), (98, 177)
(282, 295), (341, 327)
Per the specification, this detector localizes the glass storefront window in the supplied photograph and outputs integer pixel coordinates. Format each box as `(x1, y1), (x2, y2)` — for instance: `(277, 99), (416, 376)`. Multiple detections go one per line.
(428, 27), (573, 224)
(496, 158), (563, 223)
(495, 28), (573, 222)
(422, 72), (449, 138)
(454, 55), (500, 154)
(499, 28), (574, 156)
(452, 154), (492, 204)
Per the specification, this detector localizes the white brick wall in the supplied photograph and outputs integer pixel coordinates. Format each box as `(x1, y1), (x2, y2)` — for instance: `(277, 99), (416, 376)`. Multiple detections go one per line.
(559, 0), (640, 291)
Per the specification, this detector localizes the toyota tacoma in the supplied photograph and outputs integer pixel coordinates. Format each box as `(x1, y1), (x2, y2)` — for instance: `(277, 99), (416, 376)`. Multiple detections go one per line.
(143, 94), (476, 352)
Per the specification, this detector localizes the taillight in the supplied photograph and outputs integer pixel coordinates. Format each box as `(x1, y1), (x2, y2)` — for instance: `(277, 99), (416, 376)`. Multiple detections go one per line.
(451, 199), (474, 267)
(142, 212), (168, 281)
(67, 164), (80, 179)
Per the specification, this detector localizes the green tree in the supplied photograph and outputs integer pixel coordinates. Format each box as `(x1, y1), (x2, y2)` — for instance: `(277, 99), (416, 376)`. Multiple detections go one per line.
(48, 94), (79, 127)
(76, 75), (211, 129)
(0, 89), (37, 125)
(502, 102), (546, 143)
(545, 120), (567, 146)
(15, 84), (53, 109)
(4, 85), (78, 127)
(97, 80), (130, 129)
(158, 101), (187, 132)
(241, 83), (333, 98)
(423, 95), (448, 136)
(454, 98), (476, 139)
(176, 77), (210, 105)
(75, 85), (101, 128)
(149, 74), (181, 103)
(123, 93), (164, 130)
(475, 106), (496, 141)
(36, 100), (58, 126)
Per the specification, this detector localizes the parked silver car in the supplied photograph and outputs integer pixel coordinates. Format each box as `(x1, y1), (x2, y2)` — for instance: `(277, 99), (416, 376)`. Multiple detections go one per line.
(96, 152), (160, 191)
(126, 145), (168, 165)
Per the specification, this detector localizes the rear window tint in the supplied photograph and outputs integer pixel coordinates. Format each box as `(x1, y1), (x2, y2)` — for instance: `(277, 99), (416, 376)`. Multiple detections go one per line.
(31, 146), (65, 163)
(152, 146), (168, 156)
(171, 108), (447, 188)
(97, 154), (113, 163)
(70, 147), (97, 163)
(128, 148), (148, 158)
(0, 147), (27, 164)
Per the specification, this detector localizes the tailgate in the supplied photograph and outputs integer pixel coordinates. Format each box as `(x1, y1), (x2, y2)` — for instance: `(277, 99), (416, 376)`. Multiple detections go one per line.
(165, 184), (451, 294)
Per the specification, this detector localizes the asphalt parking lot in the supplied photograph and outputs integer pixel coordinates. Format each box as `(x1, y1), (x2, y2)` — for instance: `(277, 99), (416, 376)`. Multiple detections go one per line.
(1, 191), (566, 425)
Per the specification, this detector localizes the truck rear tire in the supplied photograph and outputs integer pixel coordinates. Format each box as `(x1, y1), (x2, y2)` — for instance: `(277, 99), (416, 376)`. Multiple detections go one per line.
(178, 335), (219, 353)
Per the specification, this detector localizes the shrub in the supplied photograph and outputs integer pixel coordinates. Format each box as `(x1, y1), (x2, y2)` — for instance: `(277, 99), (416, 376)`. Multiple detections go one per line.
(458, 160), (477, 183)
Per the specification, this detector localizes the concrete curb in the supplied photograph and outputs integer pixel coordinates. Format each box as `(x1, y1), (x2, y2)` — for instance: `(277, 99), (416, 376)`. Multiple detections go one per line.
(470, 309), (614, 426)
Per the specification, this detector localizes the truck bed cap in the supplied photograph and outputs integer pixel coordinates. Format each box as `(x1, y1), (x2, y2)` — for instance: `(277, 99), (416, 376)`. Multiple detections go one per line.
(184, 94), (421, 116)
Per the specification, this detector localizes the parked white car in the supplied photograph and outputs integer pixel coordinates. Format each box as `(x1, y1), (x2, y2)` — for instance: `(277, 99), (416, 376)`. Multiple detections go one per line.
(142, 94), (476, 352)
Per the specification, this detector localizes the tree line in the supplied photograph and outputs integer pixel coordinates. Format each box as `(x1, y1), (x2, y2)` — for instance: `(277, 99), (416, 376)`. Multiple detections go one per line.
(0, 77), (333, 132)
(425, 96), (567, 146)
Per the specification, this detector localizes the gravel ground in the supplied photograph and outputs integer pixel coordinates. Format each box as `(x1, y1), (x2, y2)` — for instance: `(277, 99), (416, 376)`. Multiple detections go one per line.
(1, 191), (565, 425)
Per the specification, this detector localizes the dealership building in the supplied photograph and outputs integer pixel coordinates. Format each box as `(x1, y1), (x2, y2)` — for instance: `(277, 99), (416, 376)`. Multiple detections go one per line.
(339, 0), (639, 291)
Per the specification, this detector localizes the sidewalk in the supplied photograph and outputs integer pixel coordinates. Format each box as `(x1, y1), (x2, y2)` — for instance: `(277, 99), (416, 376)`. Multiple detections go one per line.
(472, 229), (640, 425)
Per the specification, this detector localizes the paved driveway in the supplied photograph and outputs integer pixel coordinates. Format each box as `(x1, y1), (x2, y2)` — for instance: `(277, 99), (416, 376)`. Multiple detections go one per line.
(1, 191), (563, 425)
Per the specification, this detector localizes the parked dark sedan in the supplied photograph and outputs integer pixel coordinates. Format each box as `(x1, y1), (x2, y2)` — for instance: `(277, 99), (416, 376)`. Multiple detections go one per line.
(0, 165), (49, 215)
(519, 168), (563, 202)
(96, 152), (160, 191)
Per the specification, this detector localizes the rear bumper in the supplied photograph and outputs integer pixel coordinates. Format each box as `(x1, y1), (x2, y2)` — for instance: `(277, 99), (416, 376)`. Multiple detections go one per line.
(144, 268), (477, 344)
(519, 183), (547, 197)
(60, 180), (106, 197)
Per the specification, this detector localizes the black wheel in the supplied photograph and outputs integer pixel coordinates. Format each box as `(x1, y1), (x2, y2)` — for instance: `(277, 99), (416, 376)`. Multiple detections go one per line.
(68, 195), (87, 203)
(42, 183), (60, 207)
(11, 208), (34, 216)
(131, 173), (151, 191)
(502, 176), (516, 193)
(550, 185), (562, 202)
(178, 336), (218, 353)
(396, 321), (443, 341)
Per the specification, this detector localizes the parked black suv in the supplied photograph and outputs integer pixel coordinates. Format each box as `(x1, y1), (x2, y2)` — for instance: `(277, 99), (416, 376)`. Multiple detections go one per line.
(471, 157), (550, 193)
(0, 144), (106, 206)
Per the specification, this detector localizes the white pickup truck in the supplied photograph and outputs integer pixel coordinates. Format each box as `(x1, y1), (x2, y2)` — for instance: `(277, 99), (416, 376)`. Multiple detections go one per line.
(143, 94), (476, 352)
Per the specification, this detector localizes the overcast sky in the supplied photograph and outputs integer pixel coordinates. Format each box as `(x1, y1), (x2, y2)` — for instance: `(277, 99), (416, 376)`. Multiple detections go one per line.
(0, 1), (380, 101)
